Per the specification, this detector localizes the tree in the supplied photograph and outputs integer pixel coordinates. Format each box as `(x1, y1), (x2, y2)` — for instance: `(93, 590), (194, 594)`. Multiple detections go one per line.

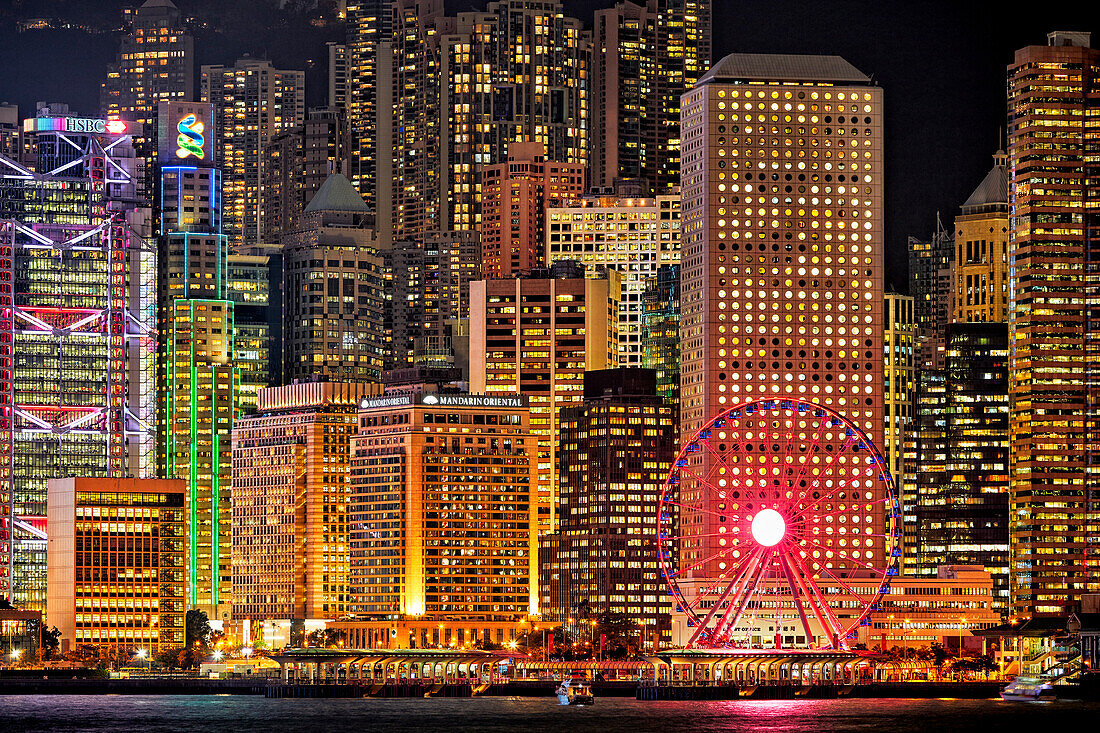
(0, 598), (12, 610)
(186, 609), (213, 652)
(41, 626), (61, 661)
(155, 647), (184, 669)
(304, 628), (347, 649)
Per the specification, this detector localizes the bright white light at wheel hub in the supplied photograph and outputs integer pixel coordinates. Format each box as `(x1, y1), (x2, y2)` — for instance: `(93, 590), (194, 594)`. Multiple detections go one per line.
(751, 509), (786, 547)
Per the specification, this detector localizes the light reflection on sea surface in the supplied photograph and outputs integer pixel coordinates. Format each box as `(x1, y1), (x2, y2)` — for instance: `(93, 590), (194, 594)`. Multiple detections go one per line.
(0, 695), (1096, 732)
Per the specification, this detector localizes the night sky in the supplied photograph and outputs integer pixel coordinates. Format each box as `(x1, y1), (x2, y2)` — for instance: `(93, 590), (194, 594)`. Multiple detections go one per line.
(2, 0), (1099, 290)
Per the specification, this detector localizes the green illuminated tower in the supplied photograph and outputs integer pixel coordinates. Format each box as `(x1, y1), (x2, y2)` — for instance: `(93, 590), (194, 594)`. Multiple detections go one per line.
(156, 101), (237, 624)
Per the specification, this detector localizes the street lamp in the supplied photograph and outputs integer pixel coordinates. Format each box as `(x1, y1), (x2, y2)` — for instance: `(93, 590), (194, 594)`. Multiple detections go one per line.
(135, 648), (148, 672)
(9, 648), (21, 667)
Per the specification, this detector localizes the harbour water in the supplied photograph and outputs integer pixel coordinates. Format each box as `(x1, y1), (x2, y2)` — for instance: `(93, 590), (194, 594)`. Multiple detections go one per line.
(0, 695), (1096, 732)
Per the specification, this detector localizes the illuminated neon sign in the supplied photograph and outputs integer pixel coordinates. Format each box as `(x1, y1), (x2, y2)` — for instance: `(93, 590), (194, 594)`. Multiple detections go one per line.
(22, 117), (131, 135)
(175, 114), (205, 159)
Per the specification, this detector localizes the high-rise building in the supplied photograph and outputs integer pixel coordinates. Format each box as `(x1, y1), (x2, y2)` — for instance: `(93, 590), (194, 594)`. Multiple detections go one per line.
(349, 392), (537, 618)
(912, 324), (1010, 613)
(281, 173), (388, 385)
(154, 101), (236, 621)
(101, 0), (193, 137)
(953, 151), (1009, 324)
(231, 382), (375, 626)
(546, 189), (680, 365)
(1, 113), (155, 610)
(327, 42), (348, 108)
(538, 369), (674, 639)
(908, 222), (953, 370)
(591, 0), (711, 195)
(46, 477), (186, 655)
(1007, 31), (1100, 615)
(480, 142), (585, 279)
(679, 53), (885, 580)
(470, 266), (619, 534)
(884, 292), (915, 564)
(0, 104), (20, 159)
(227, 249), (282, 413)
(345, 0), (393, 218)
(641, 264), (681, 409)
(201, 57), (305, 246)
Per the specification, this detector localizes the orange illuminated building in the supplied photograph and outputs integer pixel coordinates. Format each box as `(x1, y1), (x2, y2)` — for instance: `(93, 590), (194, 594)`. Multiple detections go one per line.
(231, 381), (378, 626)
(46, 478), (186, 655)
(479, 142), (585, 278)
(348, 393), (537, 622)
(678, 53), (885, 580)
(1007, 31), (1100, 615)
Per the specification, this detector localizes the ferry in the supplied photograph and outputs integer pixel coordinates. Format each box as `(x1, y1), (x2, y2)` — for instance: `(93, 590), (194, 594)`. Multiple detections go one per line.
(1000, 676), (1057, 703)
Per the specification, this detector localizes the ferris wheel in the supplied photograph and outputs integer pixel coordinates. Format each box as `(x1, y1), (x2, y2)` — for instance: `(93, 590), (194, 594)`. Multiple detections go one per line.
(657, 398), (901, 650)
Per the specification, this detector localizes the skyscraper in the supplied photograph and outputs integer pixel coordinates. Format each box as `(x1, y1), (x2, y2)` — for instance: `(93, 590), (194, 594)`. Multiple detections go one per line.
(679, 53), (884, 580)
(908, 222), (953, 370)
(546, 189), (681, 365)
(1, 113), (156, 609)
(642, 264), (681, 409)
(480, 142), (585, 279)
(281, 174), (388, 385)
(591, 0), (711, 195)
(470, 266), (619, 534)
(884, 292), (915, 564)
(952, 151), (1009, 324)
(1007, 31), (1100, 615)
(201, 57), (305, 246)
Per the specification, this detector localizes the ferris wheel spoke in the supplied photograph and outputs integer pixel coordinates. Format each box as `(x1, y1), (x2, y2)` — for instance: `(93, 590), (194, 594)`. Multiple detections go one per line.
(794, 475), (884, 521)
(778, 550), (817, 648)
(786, 416), (830, 503)
(659, 500), (734, 521)
(798, 535), (889, 576)
(786, 551), (839, 648)
(687, 548), (762, 644)
(714, 550), (772, 642)
(672, 540), (744, 579)
(685, 545), (759, 610)
(791, 435), (859, 510)
(789, 551), (849, 646)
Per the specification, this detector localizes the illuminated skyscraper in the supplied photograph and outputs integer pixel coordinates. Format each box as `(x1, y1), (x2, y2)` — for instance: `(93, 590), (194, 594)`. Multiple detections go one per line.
(470, 266), (619, 534)
(226, 249), (282, 413)
(155, 101), (236, 621)
(345, 0), (392, 215)
(908, 222), (953, 370)
(591, 0), (711, 195)
(349, 393), (537, 619)
(231, 382), (375, 626)
(1007, 31), (1100, 615)
(200, 58), (305, 246)
(679, 53), (885, 580)
(546, 189), (681, 365)
(642, 264), (681, 409)
(884, 292), (915, 566)
(952, 150), (1009, 324)
(480, 142), (585, 279)
(0, 114), (155, 609)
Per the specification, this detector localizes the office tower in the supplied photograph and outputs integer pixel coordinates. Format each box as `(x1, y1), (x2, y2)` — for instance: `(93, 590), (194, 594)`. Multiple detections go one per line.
(201, 57), (305, 246)
(884, 292), (915, 566)
(262, 108), (349, 245)
(345, 0), (392, 215)
(591, 0), (711, 195)
(546, 189), (681, 365)
(1007, 31), (1100, 615)
(231, 382), (375, 627)
(679, 54), (884, 581)
(227, 249), (283, 413)
(912, 324), (1010, 613)
(539, 369), (674, 637)
(46, 478), (186, 654)
(328, 42), (348, 108)
(470, 266), (619, 534)
(281, 173), (388, 384)
(953, 151), (1009, 324)
(388, 231), (481, 373)
(642, 264), (681, 409)
(1, 112), (155, 610)
(155, 101), (236, 621)
(349, 392), (537, 618)
(101, 0), (193, 132)
(480, 142), (585, 279)
(908, 221), (953, 370)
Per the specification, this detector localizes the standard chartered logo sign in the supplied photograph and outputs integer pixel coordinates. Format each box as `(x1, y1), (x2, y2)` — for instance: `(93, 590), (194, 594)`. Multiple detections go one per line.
(176, 114), (205, 159)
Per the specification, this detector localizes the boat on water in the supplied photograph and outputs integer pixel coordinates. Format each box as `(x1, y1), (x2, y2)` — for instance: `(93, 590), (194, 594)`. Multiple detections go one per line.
(556, 678), (595, 706)
(1000, 676), (1057, 703)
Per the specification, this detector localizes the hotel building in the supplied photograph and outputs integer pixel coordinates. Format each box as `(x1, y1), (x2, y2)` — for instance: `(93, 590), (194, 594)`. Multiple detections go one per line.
(231, 382), (376, 628)
(678, 54), (885, 581)
(1007, 31), (1100, 615)
(46, 478), (186, 654)
(347, 393), (537, 634)
(470, 266), (619, 534)
(546, 191), (681, 366)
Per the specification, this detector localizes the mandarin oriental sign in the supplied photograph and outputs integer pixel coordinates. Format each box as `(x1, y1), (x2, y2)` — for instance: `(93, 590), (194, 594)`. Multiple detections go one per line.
(359, 393), (527, 410)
